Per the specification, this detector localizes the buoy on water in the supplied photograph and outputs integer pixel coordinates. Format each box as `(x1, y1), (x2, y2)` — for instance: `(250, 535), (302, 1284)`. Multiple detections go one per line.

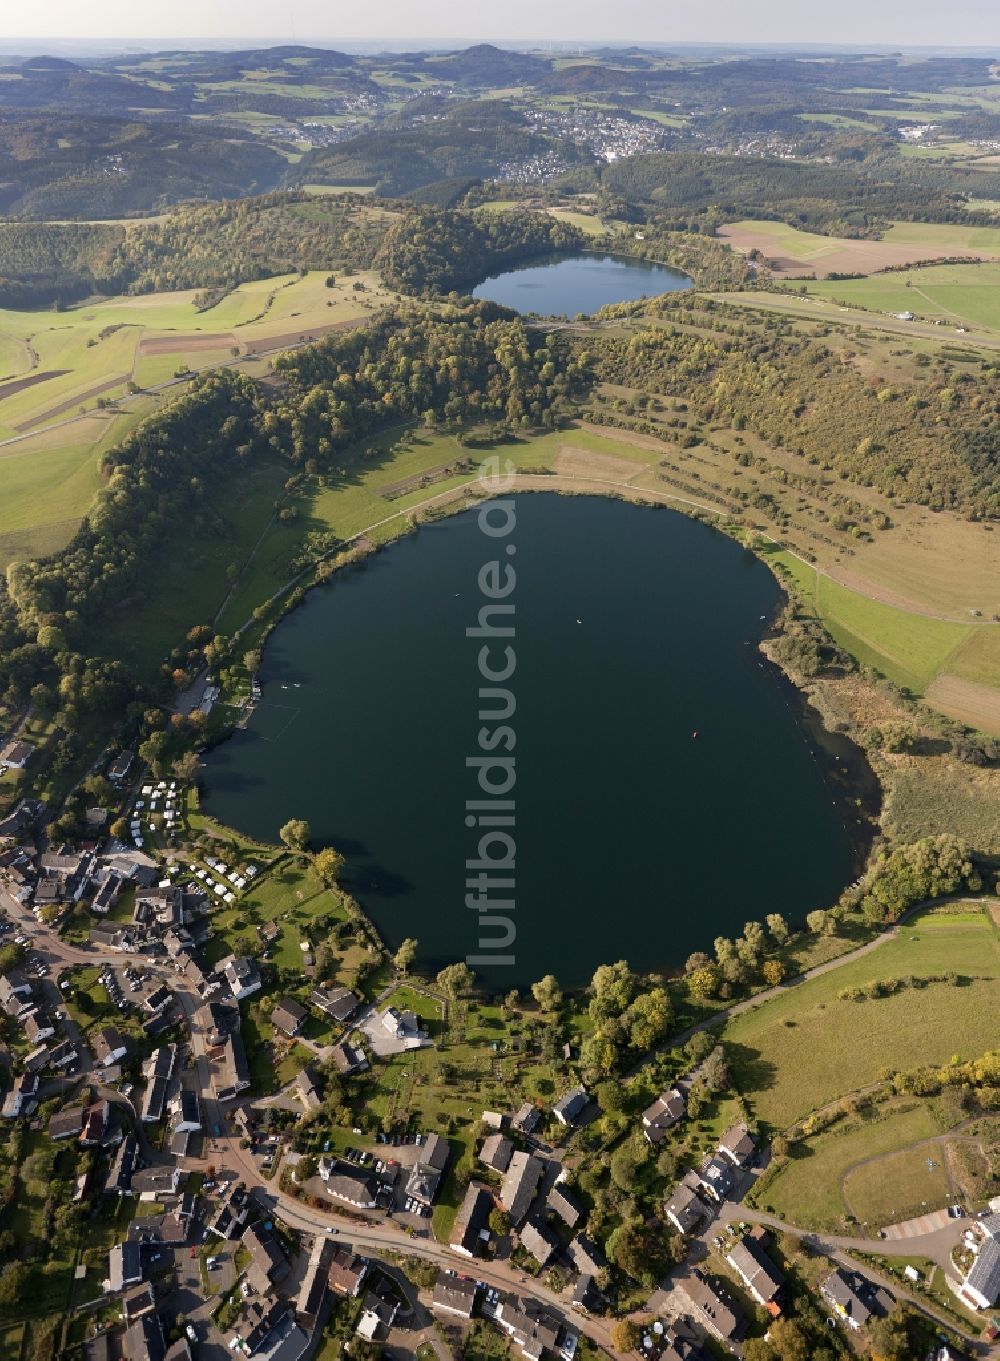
(692, 730), (700, 739)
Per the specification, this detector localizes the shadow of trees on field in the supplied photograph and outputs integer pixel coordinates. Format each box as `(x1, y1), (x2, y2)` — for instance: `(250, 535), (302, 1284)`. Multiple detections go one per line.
(725, 1041), (778, 1096)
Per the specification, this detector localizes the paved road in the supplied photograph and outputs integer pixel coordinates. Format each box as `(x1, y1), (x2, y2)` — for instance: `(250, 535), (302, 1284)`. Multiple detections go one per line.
(717, 1204), (999, 1356)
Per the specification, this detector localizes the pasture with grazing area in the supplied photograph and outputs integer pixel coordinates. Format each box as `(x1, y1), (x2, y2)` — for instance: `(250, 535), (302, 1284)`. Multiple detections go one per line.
(717, 218), (1000, 278)
(724, 905), (1000, 1131)
(803, 261), (1000, 334)
(761, 1100), (945, 1229)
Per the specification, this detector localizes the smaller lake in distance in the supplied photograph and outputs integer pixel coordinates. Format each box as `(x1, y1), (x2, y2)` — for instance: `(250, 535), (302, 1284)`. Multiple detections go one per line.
(472, 252), (692, 316)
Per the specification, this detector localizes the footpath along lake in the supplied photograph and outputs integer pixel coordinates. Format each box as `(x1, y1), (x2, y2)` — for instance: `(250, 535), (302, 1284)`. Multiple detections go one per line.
(202, 495), (866, 985)
(472, 251), (692, 316)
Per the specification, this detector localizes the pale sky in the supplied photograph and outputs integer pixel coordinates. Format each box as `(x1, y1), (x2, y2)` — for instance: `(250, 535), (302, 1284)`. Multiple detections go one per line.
(5, 0), (1000, 49)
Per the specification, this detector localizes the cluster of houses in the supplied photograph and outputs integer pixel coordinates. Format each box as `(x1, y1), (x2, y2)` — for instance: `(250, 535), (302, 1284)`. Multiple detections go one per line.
(665, 1124), (758, 1236)
(0, 964), (80, 1085)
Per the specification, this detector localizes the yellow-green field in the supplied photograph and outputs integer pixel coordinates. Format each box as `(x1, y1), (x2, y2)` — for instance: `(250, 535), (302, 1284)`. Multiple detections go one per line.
(802, 261), (1000, 333)
(0, 268), (388, 440)
(718, 218), (1000, 282)
(0, 270), (389, 569)
(772, 552), (990, 694)
(726, 904), (1000, 1131)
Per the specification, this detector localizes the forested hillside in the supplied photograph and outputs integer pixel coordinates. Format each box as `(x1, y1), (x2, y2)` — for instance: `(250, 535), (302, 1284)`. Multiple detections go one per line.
(0, 193), (391, 306)
(0, 114), (285, 218)
(587, 295), (1000, 519)
(375, 205), (583, 294)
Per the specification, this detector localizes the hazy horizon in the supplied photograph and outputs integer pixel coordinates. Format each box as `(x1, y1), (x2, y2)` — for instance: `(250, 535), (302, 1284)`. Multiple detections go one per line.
(6, 0), (1000, 50)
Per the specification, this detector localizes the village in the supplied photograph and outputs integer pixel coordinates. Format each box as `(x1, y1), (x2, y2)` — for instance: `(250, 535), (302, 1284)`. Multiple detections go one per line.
(1, 735), (998, 1361)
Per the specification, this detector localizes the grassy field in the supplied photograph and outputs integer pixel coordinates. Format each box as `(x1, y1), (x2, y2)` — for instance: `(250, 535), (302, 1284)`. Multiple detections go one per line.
(719, 219), (1000, 283)
(761, 1101), (944, 1229)
(725, 904), (1000, 1130)
(841, 1138), (952, 1225)
(0, 269), (389, 574)
(773, 552), (979, 694)
(803, 261), (1000, 333)
(882, 220), (1000, 251)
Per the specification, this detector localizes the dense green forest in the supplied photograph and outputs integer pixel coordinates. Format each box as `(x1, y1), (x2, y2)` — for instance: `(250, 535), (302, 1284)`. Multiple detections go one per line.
(0, 193), (390, 306)
(375, 205), (583, 294)
(0, 114), (285, 218)
(586, 295), (1000, 519)
(595, 150), (1000, 236)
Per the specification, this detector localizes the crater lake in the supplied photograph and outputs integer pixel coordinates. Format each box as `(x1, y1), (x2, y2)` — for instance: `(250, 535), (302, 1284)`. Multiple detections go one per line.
(472, 252), (692, 316)
(201, 494), (863, 986)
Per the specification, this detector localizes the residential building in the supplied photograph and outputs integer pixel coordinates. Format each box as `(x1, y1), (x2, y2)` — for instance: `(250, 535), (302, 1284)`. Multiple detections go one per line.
(271, 998), (307, 1037)
(108, 1240), (143, 1293)
(327, 1246), (370, 1298)
(718, 1124), (756, 1168)
(123, 1315), (165, 1361)
(49, 1104), (85, 1141)
(450, 1183), (493, 1258)
(641, 1088), (685, 1144)
(552, 1086), (588, 1127)
(512, 1103), (542, 1135)
(548, 1181), (583, 1228)
(211, 1032), (251, 1101)
(331, 1037), (368, 1075)
(432, 1273), (479, 1319)
(0, 740), (34, 771)
(1, 1072), (39, 1119)
(520, 1218), (559, 1267)
(696, 1155), (735, 1203)
(495, 1297), (567, 1360)
(500, 1150), (545, 1224)
(568, 1234), (606, 1279)
(406, 1131), (451, 1207)
(243, 1223), (290, 1287)
(92, 1026), (128, 1067)
(310, 986), (361, 1022)
(727, 1235), (784, 1309)
(220, 955), (261, 1001)
(480, 1132), (514, 1172)
(294, 1066), (322, 1112)
(105, 1134), (140, 1196)
(821, 1268), (894, 1331)
(677, 1271), (745, 1344)
(108, 749), (134, 785)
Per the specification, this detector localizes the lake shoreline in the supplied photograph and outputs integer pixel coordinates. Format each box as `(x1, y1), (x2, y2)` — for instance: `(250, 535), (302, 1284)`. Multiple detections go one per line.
(204, 483), (882, 980)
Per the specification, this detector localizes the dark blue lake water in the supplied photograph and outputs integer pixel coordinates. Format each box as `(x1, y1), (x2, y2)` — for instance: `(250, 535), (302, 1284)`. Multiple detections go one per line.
(202, 495), (859, 986)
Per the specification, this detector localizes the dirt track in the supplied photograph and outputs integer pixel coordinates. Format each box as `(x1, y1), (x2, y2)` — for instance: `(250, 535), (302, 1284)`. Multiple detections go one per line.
(0, 368), (68, 401)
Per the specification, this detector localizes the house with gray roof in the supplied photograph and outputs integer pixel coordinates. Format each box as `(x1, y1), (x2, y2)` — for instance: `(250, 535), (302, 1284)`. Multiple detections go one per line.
(500, 1150), (545, 1225)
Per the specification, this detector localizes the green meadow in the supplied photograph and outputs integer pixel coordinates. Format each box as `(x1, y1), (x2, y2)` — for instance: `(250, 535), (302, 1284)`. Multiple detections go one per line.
(772, 551), (980, 694)
(803, 261), (1000, 333)
(725, 905), (1000, 1131)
